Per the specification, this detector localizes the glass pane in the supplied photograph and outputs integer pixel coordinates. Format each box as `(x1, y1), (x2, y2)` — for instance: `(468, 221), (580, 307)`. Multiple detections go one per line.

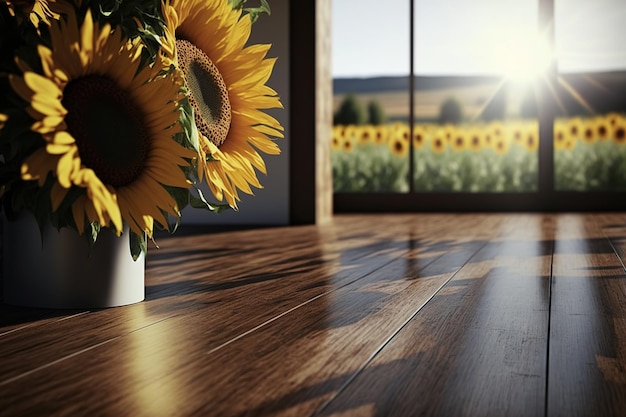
(413, 0), (541, 192)
(554, 0), (626, 191)
(331, 0), (410, 193)
(555, 0), (626, 74)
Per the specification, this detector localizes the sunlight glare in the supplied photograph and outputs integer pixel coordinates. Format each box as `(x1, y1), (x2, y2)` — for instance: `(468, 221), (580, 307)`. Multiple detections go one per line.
(498, 33), (553, 85)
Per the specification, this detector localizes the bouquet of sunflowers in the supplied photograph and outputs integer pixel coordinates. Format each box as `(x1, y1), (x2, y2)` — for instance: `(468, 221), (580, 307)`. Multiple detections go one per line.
(0, 0), (283, 260)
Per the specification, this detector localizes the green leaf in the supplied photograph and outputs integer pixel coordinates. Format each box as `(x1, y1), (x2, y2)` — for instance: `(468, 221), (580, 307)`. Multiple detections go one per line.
(84, 221), (101, 258)
(177, 96), (200, 152)
(129, 230), (147, 261)
(244, 0), (271, 23)
(89, 222), (100, 244)
(189, 187), (232, 213)
(229, 0), (271, 23)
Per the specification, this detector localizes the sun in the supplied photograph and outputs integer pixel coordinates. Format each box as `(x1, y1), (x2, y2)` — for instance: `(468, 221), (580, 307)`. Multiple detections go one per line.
(498, 33), (554, 85)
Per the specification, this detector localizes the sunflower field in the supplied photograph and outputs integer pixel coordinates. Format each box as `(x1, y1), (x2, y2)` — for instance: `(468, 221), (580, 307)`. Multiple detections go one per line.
(331, 113), (626, 193)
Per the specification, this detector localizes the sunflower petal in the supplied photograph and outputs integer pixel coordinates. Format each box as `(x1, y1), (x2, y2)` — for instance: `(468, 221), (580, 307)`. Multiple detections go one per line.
(56, 147), (78, 188)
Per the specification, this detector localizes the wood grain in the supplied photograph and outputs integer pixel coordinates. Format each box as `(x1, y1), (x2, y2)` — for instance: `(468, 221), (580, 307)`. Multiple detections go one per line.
(547, 214), (626, 417)
(319, 214), (553, 417)
(2, 214), (626, 416)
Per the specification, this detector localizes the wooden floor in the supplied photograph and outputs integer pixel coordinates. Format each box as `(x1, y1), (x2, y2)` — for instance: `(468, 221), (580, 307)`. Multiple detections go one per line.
(2, 213), (626, 416)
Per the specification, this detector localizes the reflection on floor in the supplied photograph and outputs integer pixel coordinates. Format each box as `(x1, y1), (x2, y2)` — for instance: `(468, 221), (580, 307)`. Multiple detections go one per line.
(2, 213), (626, 416)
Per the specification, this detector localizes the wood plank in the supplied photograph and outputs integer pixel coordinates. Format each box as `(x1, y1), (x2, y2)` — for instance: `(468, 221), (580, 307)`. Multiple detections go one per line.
(0, 219), (413, 383)
(0, 214), (498, 417)
(4, 214), (626, 416)
(596, 213), (626, 269)
(319, 214), (553, 417)
(547, 214), (626, 417)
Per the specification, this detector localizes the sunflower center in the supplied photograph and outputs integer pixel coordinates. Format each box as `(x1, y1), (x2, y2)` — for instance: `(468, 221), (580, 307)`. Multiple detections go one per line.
(62, 75), (149, 187)
(176, 39), (231, 147)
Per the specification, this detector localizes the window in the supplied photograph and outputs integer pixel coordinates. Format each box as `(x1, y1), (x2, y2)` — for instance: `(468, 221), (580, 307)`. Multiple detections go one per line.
(332, 0), (626, 211)
(413, 0), (540, 193)
(553, 0), (626, 191)
(331, 0), (410, 193)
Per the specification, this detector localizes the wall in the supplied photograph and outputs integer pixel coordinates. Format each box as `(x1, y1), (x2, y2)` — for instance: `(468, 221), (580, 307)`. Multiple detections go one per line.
(182, 0), (290, 226)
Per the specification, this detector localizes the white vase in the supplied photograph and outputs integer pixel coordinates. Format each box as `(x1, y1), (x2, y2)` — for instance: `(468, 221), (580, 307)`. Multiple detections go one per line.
(2, 212), (145, 309)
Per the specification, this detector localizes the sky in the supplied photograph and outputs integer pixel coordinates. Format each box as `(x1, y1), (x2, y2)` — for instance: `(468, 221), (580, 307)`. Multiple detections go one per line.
(332, 0), (626, 78)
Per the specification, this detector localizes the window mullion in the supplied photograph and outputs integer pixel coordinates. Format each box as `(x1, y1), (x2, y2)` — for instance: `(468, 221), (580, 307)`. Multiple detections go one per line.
(538, 0), (555, 201)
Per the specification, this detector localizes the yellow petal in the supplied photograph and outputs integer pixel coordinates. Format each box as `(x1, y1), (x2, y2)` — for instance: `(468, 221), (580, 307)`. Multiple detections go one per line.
(23, 72), (61, 97)
(46, 143), (73, 155)
(80, 10), (95, 55)
(56, 147), (79, 188)
(32, 116), (66, 134)
(30, 94), (67, 117)
(52, 131), (76, 145)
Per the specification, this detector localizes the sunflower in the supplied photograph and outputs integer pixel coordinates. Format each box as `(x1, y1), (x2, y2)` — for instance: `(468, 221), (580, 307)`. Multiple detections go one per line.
(467, 128), (483, 152)
(8, 9), (196, 238)
(524, 128), (539, 152)
(484, 121), (503, 149)
(613, 119), (626, 145)
(389, 135), (408, 157)
(341, 136), (354, 153)
(391, 122), (410, 144)
(331, 126), (343, 151)
(594, 117), (610, 141)
(373, 125), (389, 145)
(581, 122), (596, 144)
(412, 125), (426, 149)
(553, 120), (567, 150)
(343, 124), (358, 143)
(169, 0), (283, 208)
(358, 125), (376, 144)
(451, 129), (467, 152)
(493, 136), (509, 155)
(430, 130), (446, 154)
(507, 122), (525, 147)
(566, 117), (583, 139)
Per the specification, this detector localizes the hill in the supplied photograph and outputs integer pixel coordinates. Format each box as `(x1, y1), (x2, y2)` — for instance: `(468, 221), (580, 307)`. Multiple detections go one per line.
(332, 72), (626, 122)
(333, 75), (500, 94)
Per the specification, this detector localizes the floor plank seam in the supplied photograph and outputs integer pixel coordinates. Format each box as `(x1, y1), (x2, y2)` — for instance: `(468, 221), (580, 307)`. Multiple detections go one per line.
(607, 238), (626, 275)
(204, 251), (409, 356)
(0, 311), (90, 338)
(205, 291), (329, 355)
(0, 313), (178, 386)
(544, 237), (555, 417)
(0, 336), (121, 387)
(312, 238), (491, 417)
